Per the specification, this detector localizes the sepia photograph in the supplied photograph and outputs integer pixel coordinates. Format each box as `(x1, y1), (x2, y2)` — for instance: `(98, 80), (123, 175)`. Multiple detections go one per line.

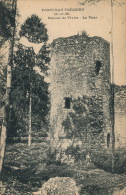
(0, 0), (126, 194)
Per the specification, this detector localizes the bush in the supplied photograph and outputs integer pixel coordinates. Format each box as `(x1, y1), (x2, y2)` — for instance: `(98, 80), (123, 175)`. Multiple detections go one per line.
(40, 164), (74, 181)
(65, 145), (87, 162)
(114, 149), (126, 174)
(91, 149), (126, 174)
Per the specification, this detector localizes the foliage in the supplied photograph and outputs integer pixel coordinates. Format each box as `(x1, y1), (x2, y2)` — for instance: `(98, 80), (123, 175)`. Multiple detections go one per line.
(91, 148), (126, 174)
(3, 143), (126, 195)
(10, 53), (50, 136)
(3, 143), (73, 193)
(36, 44), (50, 73)
(0, 1), (15, 40)
(13, 44), (50, 71)
(62, 96), (103, 140)
(65, 145), (87, 161)
(0, 0), (16, 106)
(8, 15), (50, 137)
(19, 15), (48, 43)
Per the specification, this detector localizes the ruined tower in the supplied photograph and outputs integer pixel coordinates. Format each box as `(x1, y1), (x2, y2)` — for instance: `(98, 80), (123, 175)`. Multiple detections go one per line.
(50, 33), (112, 152)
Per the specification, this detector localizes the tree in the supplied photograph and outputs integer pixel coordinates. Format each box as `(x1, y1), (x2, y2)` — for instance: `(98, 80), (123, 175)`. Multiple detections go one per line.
(19, 15), (48, 44)
(10, 46), (50, 137)
(0, 0), (17, 188)
(0, 1), (16, 45)
(11, 15), (50, 145)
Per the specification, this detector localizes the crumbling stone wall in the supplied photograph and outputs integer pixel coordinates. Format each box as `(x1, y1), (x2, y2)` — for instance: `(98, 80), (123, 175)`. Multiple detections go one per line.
(114, 85), (126, 149)
(50, 33), (111, 154)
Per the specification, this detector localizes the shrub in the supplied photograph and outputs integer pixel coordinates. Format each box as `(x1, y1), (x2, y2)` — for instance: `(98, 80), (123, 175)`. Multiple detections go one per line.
(65, 145), (87, 162)
(91, 148), (126, 174)
(40, 164), (74, 181)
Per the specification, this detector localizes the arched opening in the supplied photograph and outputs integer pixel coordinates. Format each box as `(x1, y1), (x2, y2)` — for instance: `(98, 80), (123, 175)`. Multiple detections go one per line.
(95, 60), (102, 76)
(107, 133), (110, 148)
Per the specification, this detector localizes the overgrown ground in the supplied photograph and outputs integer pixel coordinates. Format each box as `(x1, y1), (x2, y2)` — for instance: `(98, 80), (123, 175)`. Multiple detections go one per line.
(2, 142), (126, 195)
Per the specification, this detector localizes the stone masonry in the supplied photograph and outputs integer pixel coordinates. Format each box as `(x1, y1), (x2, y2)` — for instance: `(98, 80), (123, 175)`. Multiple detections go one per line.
(50, 33), (126, 155)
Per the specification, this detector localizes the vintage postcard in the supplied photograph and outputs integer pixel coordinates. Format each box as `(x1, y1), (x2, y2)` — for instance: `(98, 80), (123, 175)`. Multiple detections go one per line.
(0, 0), (126, 194)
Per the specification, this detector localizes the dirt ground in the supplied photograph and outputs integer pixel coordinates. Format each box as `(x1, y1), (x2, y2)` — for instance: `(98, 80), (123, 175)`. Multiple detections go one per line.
(1, 142), (126, 195)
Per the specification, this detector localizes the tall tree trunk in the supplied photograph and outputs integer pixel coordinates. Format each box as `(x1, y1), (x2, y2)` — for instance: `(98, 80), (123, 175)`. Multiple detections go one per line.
(28, 87), (32, 147)
(0, 65), (11, 176)
(110, 0), (115, 173)
(28, 66), (32, 147)
(0, 0), (17, 185)
(110, 84), (115, 172)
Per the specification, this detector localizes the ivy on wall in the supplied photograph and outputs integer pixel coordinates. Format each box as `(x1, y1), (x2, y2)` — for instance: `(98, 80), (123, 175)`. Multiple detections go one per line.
(62, 95), (103, 141)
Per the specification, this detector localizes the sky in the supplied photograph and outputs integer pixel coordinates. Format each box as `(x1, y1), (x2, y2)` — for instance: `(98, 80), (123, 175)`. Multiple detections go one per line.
(17, 0), (126, 85)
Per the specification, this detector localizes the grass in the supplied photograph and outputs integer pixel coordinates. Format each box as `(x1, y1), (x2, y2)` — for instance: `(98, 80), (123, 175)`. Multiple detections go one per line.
(1, 142), (126, 195)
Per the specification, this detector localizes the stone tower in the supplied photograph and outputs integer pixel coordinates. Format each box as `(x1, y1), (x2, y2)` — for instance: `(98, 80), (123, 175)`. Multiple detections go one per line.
(50, 33), (112, 152)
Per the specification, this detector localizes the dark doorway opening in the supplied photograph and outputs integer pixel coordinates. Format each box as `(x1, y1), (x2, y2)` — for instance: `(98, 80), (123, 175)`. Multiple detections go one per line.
(64, 97), (71, 109)
(95, 60), (102, 76)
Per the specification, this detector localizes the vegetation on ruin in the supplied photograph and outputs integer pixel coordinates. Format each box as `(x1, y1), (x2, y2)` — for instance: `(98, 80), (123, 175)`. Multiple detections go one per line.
(62, 95), (103, 142)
